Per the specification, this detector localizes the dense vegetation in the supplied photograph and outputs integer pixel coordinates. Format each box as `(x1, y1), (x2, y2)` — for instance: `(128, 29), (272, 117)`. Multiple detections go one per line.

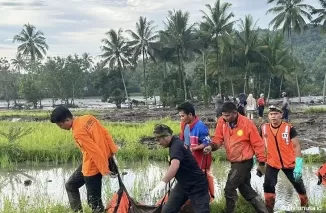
(1, 0), (326, 109)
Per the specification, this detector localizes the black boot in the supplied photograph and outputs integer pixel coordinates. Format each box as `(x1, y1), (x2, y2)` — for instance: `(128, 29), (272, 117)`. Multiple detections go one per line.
(225, 197), (236, 213)
(249, 196), (269, 213)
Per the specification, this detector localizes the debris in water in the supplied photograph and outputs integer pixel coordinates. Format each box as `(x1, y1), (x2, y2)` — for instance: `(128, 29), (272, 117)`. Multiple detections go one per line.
(47, 180), (52, 182)
(122, 172), (128, 176)
(24, 179), (32, 186)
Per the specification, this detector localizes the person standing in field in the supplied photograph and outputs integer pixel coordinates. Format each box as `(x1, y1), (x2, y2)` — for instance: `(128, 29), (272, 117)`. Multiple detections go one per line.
(281, 92), (291, 122)
(237, 93), (247, 116)
(246, 93), (256, 121)
(177, 102), (215, 199)
(261, 105), (308, 213)
(204, 102), (268, 213)
(257, 94), (265, 124)
(151, 124), (210, 213)
(50, 106), (119, 213)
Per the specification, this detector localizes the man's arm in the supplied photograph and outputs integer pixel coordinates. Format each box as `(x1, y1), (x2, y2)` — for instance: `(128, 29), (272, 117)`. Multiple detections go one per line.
(211, 119), (224, 151)
(193, 124), (210, 151)
(162, 159), (180, 183)
(249, 124), (266, 164)
(74, 128), (109, 176)
(292, 137), (302, 157)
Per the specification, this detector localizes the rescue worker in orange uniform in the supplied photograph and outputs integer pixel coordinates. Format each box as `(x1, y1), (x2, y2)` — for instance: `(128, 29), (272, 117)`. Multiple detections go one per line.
(317, 163), (326, 186)
(261, 106), (308, 213)
(204, 102), (268, 213)
(50, 106), (119, 213)
(177, 102), (214, 199)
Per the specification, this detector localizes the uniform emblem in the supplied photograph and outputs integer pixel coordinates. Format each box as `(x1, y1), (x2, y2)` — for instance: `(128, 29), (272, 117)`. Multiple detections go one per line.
(237, 129), (244, 136)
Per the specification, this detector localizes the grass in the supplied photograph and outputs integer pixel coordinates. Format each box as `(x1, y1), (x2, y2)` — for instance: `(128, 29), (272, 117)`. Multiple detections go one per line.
(0, 117), (324, 168)
(0, 119), (227, 168)
(304, 106), (326, 113)
(0, 109), (102, 119)
(2, 194), (325, 213)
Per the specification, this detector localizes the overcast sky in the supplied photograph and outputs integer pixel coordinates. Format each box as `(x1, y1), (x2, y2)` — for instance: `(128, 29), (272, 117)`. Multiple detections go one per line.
(0, 0), (321, 60)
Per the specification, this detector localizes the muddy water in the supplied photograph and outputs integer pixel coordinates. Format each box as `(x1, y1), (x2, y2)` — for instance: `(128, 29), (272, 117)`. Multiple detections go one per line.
(0, 161), (325, 211)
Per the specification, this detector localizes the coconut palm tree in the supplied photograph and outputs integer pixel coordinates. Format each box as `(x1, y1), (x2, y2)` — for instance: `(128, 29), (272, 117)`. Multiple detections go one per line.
(161, 10), (197, 100)
(235, 15), (261, 94)
(11, 53), (26, 73)
(200, 0), (235, 95)
(311, 0), (326, 31)
(259, 33), (292, 102)
(267, 0), (314, 102)
(100, 29), (133, 106)
(127, 16), (158, 100)
(13, 23), (48, 62)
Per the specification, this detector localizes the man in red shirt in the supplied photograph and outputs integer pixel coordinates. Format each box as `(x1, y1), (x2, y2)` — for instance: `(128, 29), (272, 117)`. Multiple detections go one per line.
(257, 93), (265, 124)
(204, 102), (268, 213)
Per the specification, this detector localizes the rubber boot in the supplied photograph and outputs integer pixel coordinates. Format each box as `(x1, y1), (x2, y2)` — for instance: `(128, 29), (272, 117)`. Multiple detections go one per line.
(67, 190), (83, 212)
(299, 194), (310, 212)
(264, 193), (276, 213)
(299, 194), (309, 207)
(225, 197), (236, 213)
(249, 195), (269, 213)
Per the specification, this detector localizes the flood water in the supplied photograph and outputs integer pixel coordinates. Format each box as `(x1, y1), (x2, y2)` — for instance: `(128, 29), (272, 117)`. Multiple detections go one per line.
(0, 161), (325, 211)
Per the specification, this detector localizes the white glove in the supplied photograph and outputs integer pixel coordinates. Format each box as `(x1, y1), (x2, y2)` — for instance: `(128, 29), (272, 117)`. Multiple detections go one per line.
(150, 181), (167, 198)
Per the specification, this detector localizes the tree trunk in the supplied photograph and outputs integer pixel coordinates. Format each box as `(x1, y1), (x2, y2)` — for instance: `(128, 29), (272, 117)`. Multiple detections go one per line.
(231, 79), (235, 98)
(72, 82), (75, 106)
(279, 75), (284, 97)
(218, 77), (222, 96)
(203, 51), (207, 86)
(119, 64), (129, 108)
(164, 60), (167, 79)
(323, 72), (326, 104)
(267, 76), (272, 105)
(6, 100), (10, 109)
(244, 72), (247, 94)
(182, 63), (187, 101)
(296, 73), (301, 103)
(142, 50), (147, 102)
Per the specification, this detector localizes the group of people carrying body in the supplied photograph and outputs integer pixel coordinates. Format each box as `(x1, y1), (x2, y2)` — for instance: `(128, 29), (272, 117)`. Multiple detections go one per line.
(49, 98), (323, 213)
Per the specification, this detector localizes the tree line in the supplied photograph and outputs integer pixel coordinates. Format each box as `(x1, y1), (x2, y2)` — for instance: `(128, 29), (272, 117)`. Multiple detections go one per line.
(1, 0), (326, 109)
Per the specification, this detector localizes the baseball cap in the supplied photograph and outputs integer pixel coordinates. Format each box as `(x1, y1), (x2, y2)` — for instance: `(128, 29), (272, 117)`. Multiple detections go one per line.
(268, 105), (283, 113)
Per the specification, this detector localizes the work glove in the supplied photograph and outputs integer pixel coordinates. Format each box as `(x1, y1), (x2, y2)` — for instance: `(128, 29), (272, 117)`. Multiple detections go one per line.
(293, 157), (303, 182)
(150, 181), (167, 198)
(252, 155), (257, 168)
(109, 155), (119, 178)
(203, 145), (212, 155)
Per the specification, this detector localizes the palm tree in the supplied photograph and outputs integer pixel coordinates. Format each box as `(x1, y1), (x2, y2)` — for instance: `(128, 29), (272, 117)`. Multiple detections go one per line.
(260, 33), (292, 102)
(161, 10), (197, 100)
(127, 16), (158, 100)
(201, 0), (235, 95)
(100, 29), (133, 107)
(194, 25), (212, 86)
(13, 23), (48, 62)
(311, 0), (326, 31)
(11, 53), (26, 73)
(235, 15), (261, 94)
(267, 0), (314, 102)
(81, 53), (93, 72)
